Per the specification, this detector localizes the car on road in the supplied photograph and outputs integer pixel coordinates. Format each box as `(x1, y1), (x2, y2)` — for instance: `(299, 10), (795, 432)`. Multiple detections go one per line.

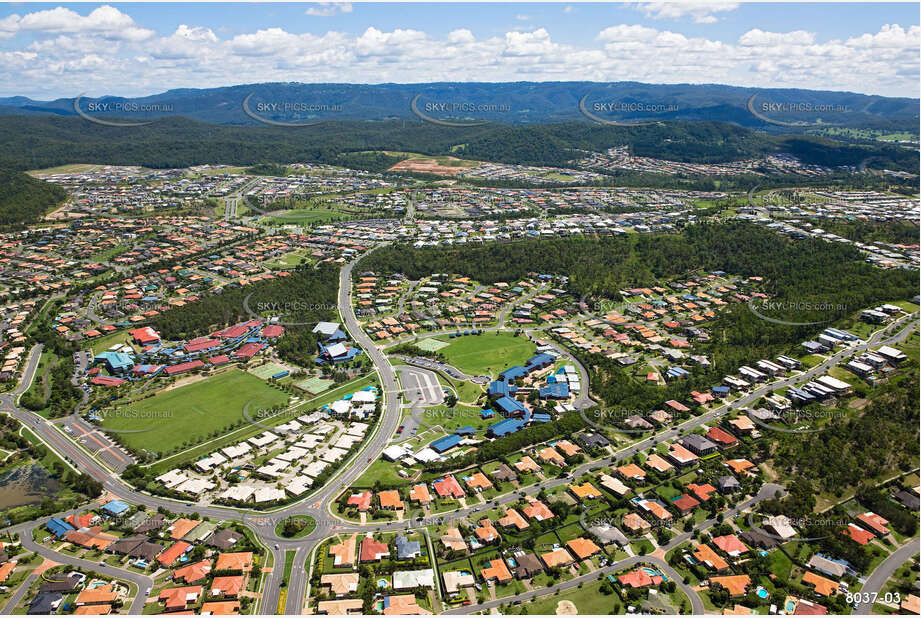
(274, 544), (279, 549)
(396, 425), (404, 434)
(367, 457), (372, 462)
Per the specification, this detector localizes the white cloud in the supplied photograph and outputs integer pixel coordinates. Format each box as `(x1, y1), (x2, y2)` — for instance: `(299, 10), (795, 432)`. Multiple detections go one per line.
(738, 29), (814, 47)
(638, 2), (739, 24)
(306, 3), (353, 17)
(0, 7), (915, 99)
(447, 29), (476, 44)
(11, 5), (154, 41)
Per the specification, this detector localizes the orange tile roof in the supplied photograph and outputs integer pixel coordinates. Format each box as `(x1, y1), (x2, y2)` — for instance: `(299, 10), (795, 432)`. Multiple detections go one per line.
(566, 537), (601, 560)
(75, 584), (117, 605)
(497, 508), (529, 530)
(210, 575), (245, 597)
(441, 529), (466, 552)
(329, 534), (357, 567)
(514, 456), (541, 473)
(540, 548), (574, 568)
(0, 562), (14, 583)
(74, 605), (111, 615)
(480, 558), (512, 582)
(618, 569), (661, 588)
(522, 500), (553, 521)
(409, 484), (431, 504)
(856, 512), (890, 536)
(802, 571), (840, 597)
(693, 544), (729, 571)
(638, 500), (672, 521)
(712, 534), (748, 556)
(157, 541), (191, 566)
(158, 586), (202, 610)
(623, 512), (651, 531)
(317, 599), (363, 614)
(378, 490), (404, 510)
(555, 440), (581, 457)
(711, 575), (751, 597)
(168, 518), (201, 540)
(200, 601), (241, 615)
(617, 463), (646, 480)
(465, 472), (493, 491)
(645, 454), (673, 473)
(214, 551), (253, 572)
(569, 482), (602, 500)
(474, 520), (499, 543)
(726, 459), (755, 474)
(382, 594), (432, 615)
(173, 560), (212, 583)
(537, 447), (565, 466)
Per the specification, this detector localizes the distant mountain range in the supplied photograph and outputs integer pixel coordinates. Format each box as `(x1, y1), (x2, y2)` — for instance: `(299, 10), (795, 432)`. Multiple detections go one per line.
(1, 82), (917, 132)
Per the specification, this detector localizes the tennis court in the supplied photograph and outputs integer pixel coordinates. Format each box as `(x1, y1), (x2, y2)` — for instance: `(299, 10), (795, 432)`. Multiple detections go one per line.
(415, 338), (450, 352)
(249, 362), (289, 379)
(295, 376), (335, 394)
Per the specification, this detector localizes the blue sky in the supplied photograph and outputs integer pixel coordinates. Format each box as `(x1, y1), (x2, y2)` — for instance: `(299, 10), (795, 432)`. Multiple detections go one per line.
(0, 3), (918, 98)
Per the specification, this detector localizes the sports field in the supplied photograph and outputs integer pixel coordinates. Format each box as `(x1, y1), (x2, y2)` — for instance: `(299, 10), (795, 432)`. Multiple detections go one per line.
(249, 362), (289, 379)
(435, 333), (535, 376)
(415, 338), (450, 352)
(101, 369), (289, 454)
(295, 376), (335, 394)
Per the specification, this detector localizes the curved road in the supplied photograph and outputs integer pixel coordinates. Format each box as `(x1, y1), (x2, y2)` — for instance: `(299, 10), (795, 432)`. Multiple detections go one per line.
(0, 245), (916, 615)
(854, 541), (920, 614)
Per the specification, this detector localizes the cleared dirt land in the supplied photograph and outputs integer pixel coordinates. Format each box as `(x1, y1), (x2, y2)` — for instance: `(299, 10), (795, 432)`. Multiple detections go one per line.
(387, 154), (481, 176)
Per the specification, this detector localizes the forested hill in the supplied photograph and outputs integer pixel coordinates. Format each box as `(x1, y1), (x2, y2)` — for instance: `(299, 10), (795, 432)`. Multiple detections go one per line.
(0, 115), (916, 174)
(359, 224), (918, 446)
(2, 82), (917, 131)
(0, 168), (67, 228)
(360, 223), (918, 311)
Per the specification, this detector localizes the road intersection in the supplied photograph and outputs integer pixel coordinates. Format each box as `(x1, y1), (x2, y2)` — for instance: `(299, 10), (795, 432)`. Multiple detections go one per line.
(0, 248), (916, 615)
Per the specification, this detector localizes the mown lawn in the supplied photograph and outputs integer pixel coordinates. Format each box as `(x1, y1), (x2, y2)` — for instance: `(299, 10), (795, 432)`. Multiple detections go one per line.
(101, 369), (288, 454)
(435, 333), (535, 376)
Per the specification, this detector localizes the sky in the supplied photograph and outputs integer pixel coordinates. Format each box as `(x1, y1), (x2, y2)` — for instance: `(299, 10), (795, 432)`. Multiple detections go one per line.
(0, 2), (918, 99)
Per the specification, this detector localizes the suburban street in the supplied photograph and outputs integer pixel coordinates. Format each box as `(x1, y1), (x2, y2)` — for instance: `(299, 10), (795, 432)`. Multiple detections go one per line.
(0, 243), (916, 615)
(854, 540), (920, 614)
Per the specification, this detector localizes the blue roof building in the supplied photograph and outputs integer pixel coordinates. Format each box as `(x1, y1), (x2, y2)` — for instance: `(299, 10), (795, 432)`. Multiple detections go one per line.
(455, 426), (476, 435)
(95, 351), (134, 374)
(480, 409), (495, 419)
(488, 418), (525, 437)
(532, 413), (552, 423)
(46, 518), (74, 537)
(488, 380), (510, 397)
(499, 366), (526, 382)
(494, 396), (526, 416)
(430, 434), (463, 453)
(102, 499), (130, 516)
(538, 382), (570, 399)
(524, 353), (555, 373)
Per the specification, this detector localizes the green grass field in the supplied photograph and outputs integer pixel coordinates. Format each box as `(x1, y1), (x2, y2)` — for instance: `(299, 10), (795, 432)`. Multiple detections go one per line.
(102, 369), (288, 453)
(435, 333), (535, 376)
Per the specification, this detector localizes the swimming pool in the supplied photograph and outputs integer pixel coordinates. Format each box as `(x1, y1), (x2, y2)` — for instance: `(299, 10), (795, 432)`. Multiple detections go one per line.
(641, 567), (669, 582)
(785, 600), (796, 612)
(756, 587), (768, 599)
